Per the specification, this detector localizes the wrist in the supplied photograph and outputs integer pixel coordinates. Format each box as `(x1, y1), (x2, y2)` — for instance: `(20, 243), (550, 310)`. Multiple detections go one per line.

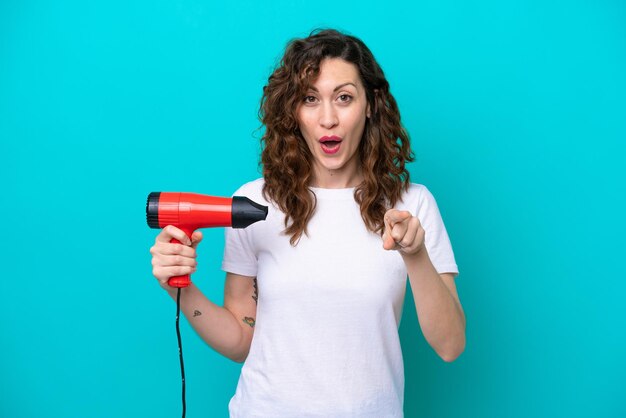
(163, 283), (190, 297)
(401, 246), (438, 276)
(400, 243), (427, 261)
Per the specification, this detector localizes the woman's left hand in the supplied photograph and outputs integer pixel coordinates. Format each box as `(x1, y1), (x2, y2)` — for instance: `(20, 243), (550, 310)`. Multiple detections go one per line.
(382, 209), (426, 255)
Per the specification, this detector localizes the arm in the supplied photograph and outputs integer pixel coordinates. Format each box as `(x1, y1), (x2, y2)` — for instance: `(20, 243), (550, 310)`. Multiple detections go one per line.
(150, 225), (257, 363)
(402, 252), (465, 362)
(164, 273), (258, 363)
(383, 210), (466, 362)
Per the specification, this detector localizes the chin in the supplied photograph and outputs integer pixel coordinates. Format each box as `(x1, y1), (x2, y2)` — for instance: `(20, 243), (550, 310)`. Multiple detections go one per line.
(321, 161), (345, 171)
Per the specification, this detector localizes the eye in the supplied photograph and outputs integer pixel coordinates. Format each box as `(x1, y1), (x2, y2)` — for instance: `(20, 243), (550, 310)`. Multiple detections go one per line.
(303, 95), (317, 104)
(338, 94), (353, 103)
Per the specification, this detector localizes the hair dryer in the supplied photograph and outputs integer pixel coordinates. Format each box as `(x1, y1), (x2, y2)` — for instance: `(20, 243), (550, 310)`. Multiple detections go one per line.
(146, 192), (268, 288)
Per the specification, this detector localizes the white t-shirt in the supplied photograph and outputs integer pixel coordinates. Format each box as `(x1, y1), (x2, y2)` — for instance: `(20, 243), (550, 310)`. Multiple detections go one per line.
(222, 178), (458, 418)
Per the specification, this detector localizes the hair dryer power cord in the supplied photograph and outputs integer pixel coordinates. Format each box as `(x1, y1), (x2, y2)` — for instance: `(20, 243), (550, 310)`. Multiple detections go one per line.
(176, 287), (186, 418)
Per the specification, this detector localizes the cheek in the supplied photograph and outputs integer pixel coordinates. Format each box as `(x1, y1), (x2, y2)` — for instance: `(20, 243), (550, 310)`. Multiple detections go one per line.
(296, 117), (316, 146)
(345, 112), (367, 136)
(296, 112), (313, 133)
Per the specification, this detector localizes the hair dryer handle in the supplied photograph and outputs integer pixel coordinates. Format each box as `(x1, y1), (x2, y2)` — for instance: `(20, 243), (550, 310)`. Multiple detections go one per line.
(168, 227), (195, 288)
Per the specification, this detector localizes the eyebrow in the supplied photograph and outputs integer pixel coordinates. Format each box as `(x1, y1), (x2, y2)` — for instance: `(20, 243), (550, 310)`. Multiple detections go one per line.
(309, 82), (358, 92)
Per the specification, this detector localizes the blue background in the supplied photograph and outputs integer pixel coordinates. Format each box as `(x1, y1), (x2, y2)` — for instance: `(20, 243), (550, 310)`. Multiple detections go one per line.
(1, 1), (625, 417)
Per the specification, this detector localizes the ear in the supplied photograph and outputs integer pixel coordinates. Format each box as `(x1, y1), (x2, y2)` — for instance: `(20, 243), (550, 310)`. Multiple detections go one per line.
(367, 89), (379, 118)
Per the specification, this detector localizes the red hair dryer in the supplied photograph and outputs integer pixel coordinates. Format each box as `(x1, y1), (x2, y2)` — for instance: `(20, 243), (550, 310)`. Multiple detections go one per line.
(146, 192), (267, 288)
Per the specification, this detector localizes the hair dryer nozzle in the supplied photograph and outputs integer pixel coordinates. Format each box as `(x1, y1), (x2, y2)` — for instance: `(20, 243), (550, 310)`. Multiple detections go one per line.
(232, 196), (268, 228)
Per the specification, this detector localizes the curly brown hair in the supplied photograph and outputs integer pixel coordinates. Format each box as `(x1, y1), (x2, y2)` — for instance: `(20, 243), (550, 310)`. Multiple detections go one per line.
(259, 28), (414, 245)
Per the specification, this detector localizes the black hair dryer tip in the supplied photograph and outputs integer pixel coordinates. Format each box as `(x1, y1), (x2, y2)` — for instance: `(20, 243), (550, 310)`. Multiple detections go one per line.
(231, 196), (268, 228)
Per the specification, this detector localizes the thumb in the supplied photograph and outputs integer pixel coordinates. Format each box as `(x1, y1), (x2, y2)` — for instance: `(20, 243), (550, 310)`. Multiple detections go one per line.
(191, 230), (203, 249)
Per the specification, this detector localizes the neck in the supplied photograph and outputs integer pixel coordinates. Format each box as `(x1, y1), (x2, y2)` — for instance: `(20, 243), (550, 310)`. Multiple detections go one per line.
(310, 164), (363, 189)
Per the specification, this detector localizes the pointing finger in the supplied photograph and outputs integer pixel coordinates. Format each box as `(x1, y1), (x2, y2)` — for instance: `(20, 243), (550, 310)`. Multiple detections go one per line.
(382, 229), (396, 250)
(384, 210), (412, 228)
(390, 220), (409, 244)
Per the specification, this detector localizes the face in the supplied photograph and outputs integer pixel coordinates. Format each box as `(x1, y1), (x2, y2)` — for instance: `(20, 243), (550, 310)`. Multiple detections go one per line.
(296, 58), (371, 188)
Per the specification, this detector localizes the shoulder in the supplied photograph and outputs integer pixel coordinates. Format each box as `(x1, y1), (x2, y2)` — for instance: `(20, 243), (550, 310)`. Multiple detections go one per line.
(232, 178), (266, 200)
(405, 183), (427, 197)
(402, 183), (428, 204)
(399, 183), (440, 213)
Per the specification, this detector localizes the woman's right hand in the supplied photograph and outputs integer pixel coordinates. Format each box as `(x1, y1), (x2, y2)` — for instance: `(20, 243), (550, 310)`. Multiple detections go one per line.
(149, 225), (203, 290)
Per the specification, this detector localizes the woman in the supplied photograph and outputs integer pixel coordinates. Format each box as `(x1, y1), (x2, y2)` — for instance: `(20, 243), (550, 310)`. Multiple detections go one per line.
(150, 28), (465, 417)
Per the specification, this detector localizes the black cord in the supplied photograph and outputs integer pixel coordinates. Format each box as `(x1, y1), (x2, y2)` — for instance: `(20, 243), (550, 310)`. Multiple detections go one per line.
(176, 287), (186, 418)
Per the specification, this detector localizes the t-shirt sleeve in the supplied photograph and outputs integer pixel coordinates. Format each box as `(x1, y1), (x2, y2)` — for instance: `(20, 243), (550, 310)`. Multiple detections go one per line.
(221, 226), (258, 277)
(221, 183), (260, 277)
(416, 186), (459, 277)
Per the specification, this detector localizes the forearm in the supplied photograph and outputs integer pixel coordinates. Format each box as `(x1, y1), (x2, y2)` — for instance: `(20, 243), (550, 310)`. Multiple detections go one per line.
(165, 284), (247, 362)
(402, 249), (466, 362)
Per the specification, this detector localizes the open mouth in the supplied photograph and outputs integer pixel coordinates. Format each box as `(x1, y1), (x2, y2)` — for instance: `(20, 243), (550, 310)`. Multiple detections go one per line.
(319, 136), (342, 154)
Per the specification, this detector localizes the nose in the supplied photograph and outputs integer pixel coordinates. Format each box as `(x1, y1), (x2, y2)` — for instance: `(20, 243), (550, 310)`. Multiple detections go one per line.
(319, 102), (338, 129)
